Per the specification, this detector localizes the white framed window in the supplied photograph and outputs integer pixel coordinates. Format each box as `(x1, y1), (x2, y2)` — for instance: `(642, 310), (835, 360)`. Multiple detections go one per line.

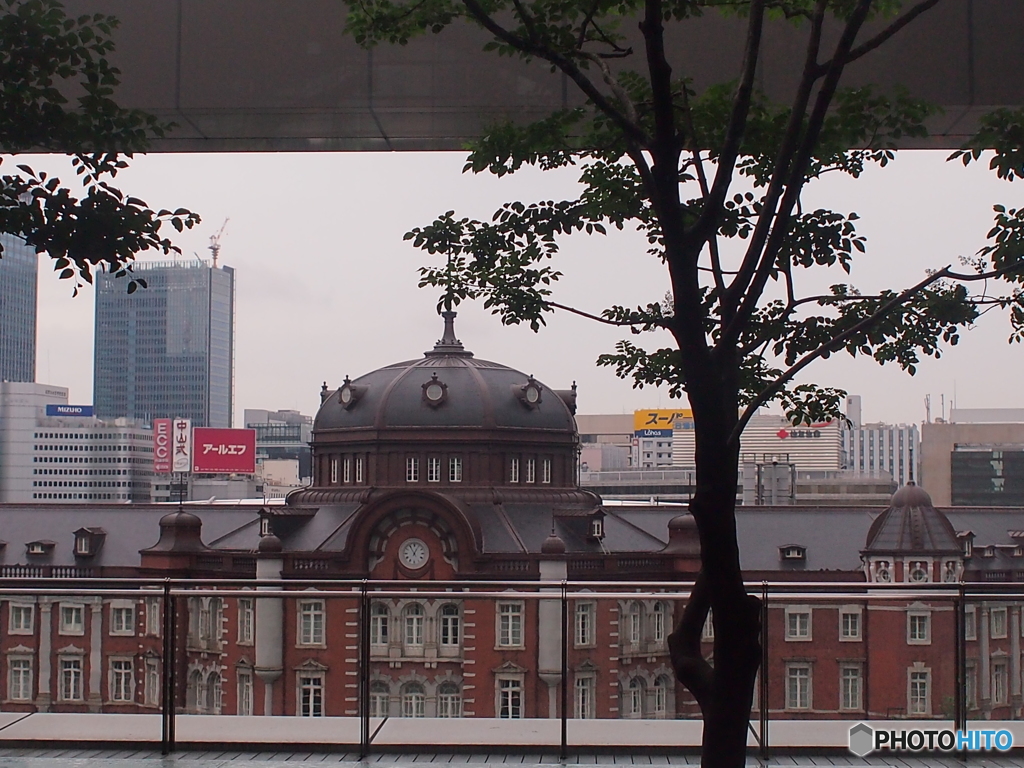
(991, 607), (1008, 639)
(9, 604), (33, 635)
(908, 669), (930, 715)
(404, 603), (425, 647)
(110, 658), (134, 702)
(406, 457), (419, 482)
(401, 683), (425, 717)
(624, 602), (642, 645)
(497, 601), (523, 647)
(542, 458), (552, 484)
(355, 457), (364, 483)
(509, 458), (520, 483)
(59, 603), (84, 636)
(449, 457), (463, 483)
(145, 659), (160, 707)
(839, 608), (861, 641)
(702, 610), (715, 641)
(146, 598), (161, 637)
(298, 600), (325, 646)
(237, 670), (253, 715)
(110, 604), (135, 636)
(574, 675), (594, 719)
(343, 457), (352, 483)
(437, 682), (462, 717)
(965, 606), (977, 639)
(330, 458), (338, 483)
(652, 601), (667, 644)
(59, 657), (83, 701)
(785, 607), (811, 641)
(652, 676), (670, 719)
(993, 661), (1008, 705)
(840, 665), (862, 711)
(786, 664), (811, 710)
(370, 682), (390, 717)
(8, 658), (32, 701)
(298, 674), (324, 717)
(497, 677), (522, 718)
(525, 458), (536, 483)
(626, 678), (644, 718)
(440, 603), (461, 647)
(370, 603), (389, 646)
(908, 612), (931, 644)
(238, 598), (254, 645)
(575, 602), (595, 647)
(427, 457), (441, 482)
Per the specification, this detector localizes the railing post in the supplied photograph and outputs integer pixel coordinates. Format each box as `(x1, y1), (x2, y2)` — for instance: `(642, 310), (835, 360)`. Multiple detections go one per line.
(161, 579), (176, 755)
(359, 579), (370, 759)
(760, 580), (769, 762)
(560, 581), (568, 761)
(957, 582), (967, 733)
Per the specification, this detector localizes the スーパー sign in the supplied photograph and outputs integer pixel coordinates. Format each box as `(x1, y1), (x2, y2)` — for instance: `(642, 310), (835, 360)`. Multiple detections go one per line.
(192, 428), (257, 474)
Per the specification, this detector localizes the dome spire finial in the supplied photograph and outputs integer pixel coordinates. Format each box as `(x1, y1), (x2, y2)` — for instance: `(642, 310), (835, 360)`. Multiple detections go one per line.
(426, 310), (473, 357)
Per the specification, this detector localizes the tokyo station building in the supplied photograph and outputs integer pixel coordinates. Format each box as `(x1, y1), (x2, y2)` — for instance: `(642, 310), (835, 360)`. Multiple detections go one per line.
(0, 314), (1023, 723)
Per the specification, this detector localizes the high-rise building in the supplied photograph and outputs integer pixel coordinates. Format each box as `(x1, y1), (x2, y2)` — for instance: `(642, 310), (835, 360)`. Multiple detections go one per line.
(93, 260), (235, 427)
(0, 234), (38, 382)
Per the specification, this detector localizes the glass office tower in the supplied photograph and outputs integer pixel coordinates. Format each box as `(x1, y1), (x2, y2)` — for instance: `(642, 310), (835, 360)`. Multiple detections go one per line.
(0, 234), (38, 382)
(94, 260), (235, 427)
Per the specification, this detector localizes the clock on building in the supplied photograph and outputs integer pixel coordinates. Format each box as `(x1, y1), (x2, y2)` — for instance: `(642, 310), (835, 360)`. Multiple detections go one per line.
(399, 538), (429, 569)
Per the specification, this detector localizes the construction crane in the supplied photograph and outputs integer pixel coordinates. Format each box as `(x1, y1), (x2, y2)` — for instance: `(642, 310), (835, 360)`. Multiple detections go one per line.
(209, 218), (229, 267)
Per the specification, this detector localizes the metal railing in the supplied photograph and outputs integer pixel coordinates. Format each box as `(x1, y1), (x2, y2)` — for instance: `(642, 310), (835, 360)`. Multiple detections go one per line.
(0, 577), (1017, 758)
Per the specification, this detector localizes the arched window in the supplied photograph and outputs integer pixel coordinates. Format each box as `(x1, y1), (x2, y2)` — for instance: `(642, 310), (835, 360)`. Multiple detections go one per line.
(206, 672), (222, 714)
(625, 602), (642, 645)
(652, 602), (667, 643)
(627, 678), (645, 718)
(187, 598), (202, 642)
(437, 681), (462, 717)
(440, 604), (461, 647)
(401, 682), (425, 717)
(186, 669), (203, 713)
(370, 603), (389, 646)
(370, 681), (390, 718)
(404, 604), (424, 647)
(653, 676), (670, 718)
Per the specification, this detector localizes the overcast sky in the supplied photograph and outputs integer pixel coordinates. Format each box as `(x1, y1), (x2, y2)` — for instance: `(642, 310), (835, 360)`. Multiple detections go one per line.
(26, 149), (1021, 427)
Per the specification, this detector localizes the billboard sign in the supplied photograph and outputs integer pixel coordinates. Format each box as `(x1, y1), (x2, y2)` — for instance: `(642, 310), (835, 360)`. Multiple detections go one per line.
(633, 409), (693, 437)
(153, 418), (172, 473)
(172, 419), (192, 473)
(45, 404), (94, 417)
(192, 428), (257, 474)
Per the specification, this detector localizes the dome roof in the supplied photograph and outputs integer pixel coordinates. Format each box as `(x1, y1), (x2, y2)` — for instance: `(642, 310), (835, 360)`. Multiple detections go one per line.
(864, 482), (959, 553)
(315, 312), (576, 434)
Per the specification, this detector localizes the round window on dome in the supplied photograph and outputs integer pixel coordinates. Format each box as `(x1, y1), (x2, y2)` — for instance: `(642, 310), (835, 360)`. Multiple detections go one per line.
(422, 375), (448, 408)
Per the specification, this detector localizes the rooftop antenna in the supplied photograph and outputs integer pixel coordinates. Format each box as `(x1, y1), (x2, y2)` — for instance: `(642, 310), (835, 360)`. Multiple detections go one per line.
(209, 218), (229, 268)
(924, 394), (931, 424)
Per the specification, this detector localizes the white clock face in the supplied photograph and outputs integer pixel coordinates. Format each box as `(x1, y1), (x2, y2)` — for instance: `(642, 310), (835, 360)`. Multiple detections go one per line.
(400, 538), (429, 569)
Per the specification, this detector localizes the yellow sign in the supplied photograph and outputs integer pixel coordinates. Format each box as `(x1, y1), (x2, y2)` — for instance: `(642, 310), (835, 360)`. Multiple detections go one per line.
(633, 409), (693, 432)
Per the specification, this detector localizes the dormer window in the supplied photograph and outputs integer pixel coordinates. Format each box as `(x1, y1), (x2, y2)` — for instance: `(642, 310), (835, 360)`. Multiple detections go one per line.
(26, 541), (55, 557)
(73, 528), (105, 558)
(589, 515), (605, 540)
(983, 546), (996, 558)
(780, 545), (806, 562)
(958, 531), (975, 558)
(514, 377), (543, 410)
(260, 517), (272, 537)
(337, 376), (364, 410)
(908, 561), (929, 583)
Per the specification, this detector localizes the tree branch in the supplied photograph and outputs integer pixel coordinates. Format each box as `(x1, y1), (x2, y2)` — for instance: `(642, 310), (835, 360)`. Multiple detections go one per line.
(548, 301), (669, 328)
(667, 571), (714, 708)
(459, 0), (650, 147)
(817, 0), (943, 72)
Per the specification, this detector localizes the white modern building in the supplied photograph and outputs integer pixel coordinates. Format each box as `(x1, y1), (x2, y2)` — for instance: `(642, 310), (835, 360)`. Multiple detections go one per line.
(0, 381), (154, 503)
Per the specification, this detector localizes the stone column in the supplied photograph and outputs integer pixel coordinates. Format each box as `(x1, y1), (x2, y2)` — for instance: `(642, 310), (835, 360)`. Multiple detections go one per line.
(255, 535), (284, 715)
(980, 605), (992, 718)
(36, 600), (53, 711)
(88, 602), (103, 711)
(537, 534), (567, 719)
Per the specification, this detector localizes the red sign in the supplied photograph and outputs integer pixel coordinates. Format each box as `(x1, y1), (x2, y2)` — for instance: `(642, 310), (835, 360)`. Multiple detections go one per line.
(191, 428), (257, 474)
(153, 419), (172, 473)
